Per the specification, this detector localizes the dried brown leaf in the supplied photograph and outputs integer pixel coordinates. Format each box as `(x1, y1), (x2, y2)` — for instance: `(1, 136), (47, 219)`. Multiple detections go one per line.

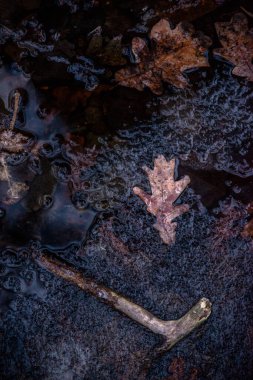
(212, 198), (247, 256)
(133, 155), (190, 244)
(0, 90), (34, 204)
(242, 201), (253, 238)
(164, 356), (199, 380)
(0, 129), (33, 153)
(115, 19), (212, 94)
(5, 181), (29, 205)
(0, 155), (29, 205)
(214, 13), (253, 81)
(167, 357), (185, 380)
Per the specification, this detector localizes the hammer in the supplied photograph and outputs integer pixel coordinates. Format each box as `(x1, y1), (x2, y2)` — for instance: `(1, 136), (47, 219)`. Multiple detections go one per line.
(35, 252), (211, 352)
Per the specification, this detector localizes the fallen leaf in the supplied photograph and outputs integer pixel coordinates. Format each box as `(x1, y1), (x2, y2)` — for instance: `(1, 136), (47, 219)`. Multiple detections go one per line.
(212, 198), (247, 255)
(242, 201), (253, 238)
(0, 92), (34, 204)
(5, 181), (29, 205)
(133, 155), (190, 245)
(0, 136), (30, 205)
(100, 224), (131, 256)
(0, 129), (34, 153)
(0, 155), (29, 205)
(115, 19), (212, 94)
(166, 357), (185, 380)
(214, 13), (253, 81)
(164, 356), (199, 380)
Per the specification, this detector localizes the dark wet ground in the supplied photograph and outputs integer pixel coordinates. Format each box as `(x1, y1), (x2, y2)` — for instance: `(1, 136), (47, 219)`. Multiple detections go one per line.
(1, 1), (253, 379)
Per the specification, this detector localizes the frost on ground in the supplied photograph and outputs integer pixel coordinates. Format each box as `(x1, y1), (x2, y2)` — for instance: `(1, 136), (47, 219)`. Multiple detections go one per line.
(0, 68), (253, 379)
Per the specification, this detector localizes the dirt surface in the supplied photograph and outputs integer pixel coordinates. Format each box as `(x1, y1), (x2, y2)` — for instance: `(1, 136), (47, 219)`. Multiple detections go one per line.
(0, 1), (253, 379)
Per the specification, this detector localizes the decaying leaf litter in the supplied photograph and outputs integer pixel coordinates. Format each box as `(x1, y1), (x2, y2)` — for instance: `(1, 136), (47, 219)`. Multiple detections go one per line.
(1, 0), (253, 379)
(115, 19), (212, 93)
(0, 91), (32, 205)
(0, 97), (212, 363)
(214, 12), (253, 82)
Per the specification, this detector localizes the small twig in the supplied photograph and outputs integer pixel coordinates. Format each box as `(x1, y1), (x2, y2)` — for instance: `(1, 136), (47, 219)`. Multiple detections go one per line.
(240, 6), (253, 19)
(9, 91), (21, 130)
(35, 253), (211, 350)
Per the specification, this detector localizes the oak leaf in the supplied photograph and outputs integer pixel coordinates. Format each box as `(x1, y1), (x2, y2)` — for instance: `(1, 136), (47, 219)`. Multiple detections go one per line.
(115, 19), (212, 94)
(133, 155), (190, 245)
(0, 129), (34, 153)
(214, 13), (253, 82)
(242, 201), (253, 238)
